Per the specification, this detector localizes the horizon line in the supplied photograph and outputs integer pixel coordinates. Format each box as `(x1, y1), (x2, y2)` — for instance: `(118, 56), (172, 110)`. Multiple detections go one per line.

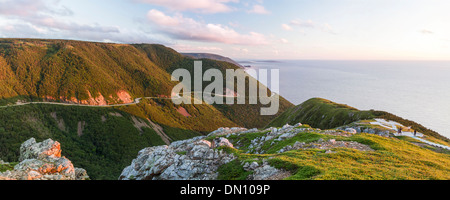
(2, 37), (450, 62)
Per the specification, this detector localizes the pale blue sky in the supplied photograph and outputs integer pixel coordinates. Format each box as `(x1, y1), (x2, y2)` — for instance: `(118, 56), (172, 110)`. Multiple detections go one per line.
(0, 0), (449, 60)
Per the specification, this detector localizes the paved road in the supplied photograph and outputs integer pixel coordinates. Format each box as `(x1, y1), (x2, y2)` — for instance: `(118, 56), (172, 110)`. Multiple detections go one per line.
(0, 92), (244, 109)
(371, 119), (450, 150)
(406, 134), (450, 150)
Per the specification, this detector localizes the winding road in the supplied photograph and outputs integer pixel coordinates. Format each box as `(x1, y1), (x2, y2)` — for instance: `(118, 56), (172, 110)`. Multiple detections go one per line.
(0, 91), (279, 146)
(371, 119), (450, 150)
(0, 92), (246, 146)
(0, 92), (245, 109)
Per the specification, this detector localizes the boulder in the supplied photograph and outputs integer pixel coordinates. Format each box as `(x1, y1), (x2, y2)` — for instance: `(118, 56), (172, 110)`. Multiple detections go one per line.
(214, 138), (234, 148)
(207, 127), (248, 137)
(119, 137), (236, 180)
(249, 163), (283, 180)
(19, 138), (62, 161)
(345, 128), (357, 134)
(0, 138), (89, 180)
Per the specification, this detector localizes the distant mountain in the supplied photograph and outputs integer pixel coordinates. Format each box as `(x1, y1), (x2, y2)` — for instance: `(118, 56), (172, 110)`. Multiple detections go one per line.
(181, 53), (244, 68)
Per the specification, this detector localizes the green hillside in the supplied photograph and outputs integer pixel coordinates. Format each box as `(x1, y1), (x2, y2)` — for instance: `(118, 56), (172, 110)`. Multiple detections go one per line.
(134, 44), (294, 128)
(0, 39), (175, 102)
(0, 39), (293, 128)
(267, 98), (375, 129)
(0, 104), (169, 179)
(0, 38), (293, 179)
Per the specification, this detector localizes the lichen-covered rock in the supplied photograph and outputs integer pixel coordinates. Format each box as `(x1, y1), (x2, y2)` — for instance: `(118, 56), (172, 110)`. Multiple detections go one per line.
(75, 168), (89, 180)
(345, 128), (357, 134)
(245, 161), (290, 180)
(251, 164), (280, 180)
(19, 138), (62, 161)
(0, 138), (89, 180)
(213, 137), (234, 148)
(207, 127), (248, 137)
(119, 137), (236, 180)
(278, 138), (374, 153)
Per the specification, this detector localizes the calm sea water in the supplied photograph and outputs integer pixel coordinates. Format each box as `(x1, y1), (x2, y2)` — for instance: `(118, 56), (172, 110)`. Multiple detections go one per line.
(240, 60), (450, 139)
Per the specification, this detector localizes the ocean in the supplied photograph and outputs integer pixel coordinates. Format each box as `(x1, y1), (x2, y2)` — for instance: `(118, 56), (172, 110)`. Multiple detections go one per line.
(240, 60), (450, 139)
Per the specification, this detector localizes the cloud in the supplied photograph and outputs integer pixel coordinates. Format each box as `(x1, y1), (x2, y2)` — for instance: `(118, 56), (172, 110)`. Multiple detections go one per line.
(248, 5), (270, 14)
(170, 44), (223, 52)
(0, 0), (117, 34)
(0, 0), (47, 17)
(281, 24), (292, 31)
(284, 19), (337, 34)
(321, 23), (336, 34)
(135, 0), (238, 13)
(419, 29), (434, 35)
(0, 0), (73, 17)
(233, 47), (249, 54)
(25, 16), (120, 33)
(146, 9), (269, 45)
(280, 38), (288, 44)
(0, 0), (150, 43)
(290, 19), (315, 28)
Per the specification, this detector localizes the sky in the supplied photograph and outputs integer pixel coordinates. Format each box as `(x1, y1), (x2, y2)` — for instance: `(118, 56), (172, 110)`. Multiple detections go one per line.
(0, 0), (449, 60)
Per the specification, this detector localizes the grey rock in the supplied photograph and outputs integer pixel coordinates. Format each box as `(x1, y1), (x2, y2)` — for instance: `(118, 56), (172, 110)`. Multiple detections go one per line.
(214, 137), (234, 148)
(250, 164), (281, 180)
(19, 138), (62, 162)
(0, 138), (88, 180)
(119, 136), (236, 180)
(345, 128), (357, 134)
(294, 123), (303, 127)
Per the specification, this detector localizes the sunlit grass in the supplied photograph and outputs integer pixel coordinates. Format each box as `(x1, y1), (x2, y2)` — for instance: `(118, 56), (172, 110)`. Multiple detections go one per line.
(219, 131), (450, 180)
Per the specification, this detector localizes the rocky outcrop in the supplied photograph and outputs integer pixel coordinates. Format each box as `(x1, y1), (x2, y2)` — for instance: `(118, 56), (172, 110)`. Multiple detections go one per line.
(235, 123), (313, 154)
(208, 127), (252, 137)
(19, 138), (62, 161)
(119, 126), (301, 181)
(119, 124), (381, 181)
(244, 160), (291, 180)
(119, 136), (236, 180)
(337, 125), (392, 137)
(278, 139), (374, 153)
(0, 138), (89, 180)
